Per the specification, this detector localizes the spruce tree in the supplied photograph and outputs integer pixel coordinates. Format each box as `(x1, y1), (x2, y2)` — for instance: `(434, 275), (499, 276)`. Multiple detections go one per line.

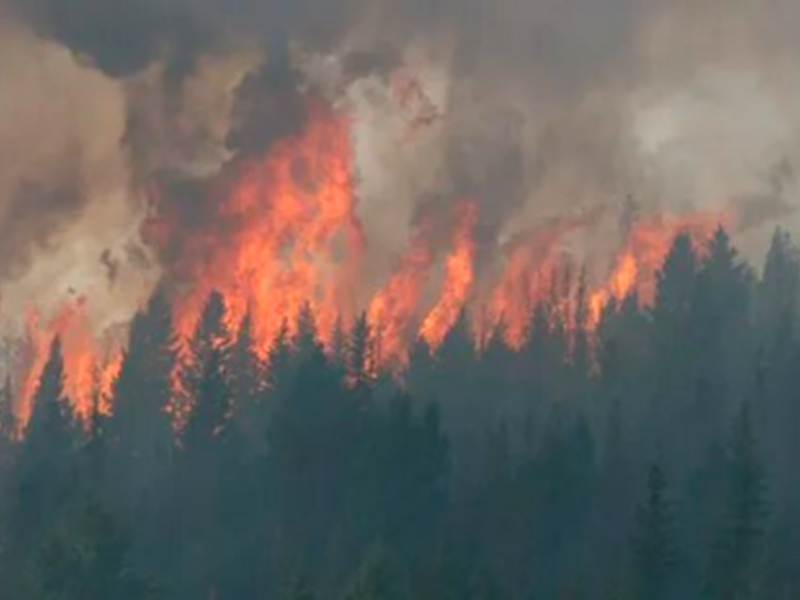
(228, 309), (266, 449)
(632, 458), (676, 600)
(13, 338), (76, 542)
(706, 402), (768, 600)
(183, 346), (233, 455)
(0, 375), (17, 469)
(106, 288), (178, 505)
(347, 312), (375, 391)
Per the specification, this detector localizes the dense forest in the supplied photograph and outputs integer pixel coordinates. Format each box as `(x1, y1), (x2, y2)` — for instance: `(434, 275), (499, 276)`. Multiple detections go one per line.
(2, 225), (800, 600)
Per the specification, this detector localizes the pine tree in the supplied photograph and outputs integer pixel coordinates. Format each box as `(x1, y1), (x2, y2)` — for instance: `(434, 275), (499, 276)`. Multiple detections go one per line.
(106, 288), (178, 504)
(81, 389), (108, 494)
(573, 268), (591, 379)
(329, 316), (348, 379)
(347, 313), (375, 391)
(262, 318), (294, 419)
(267, 337), (356, 568)
(183, 291), (230, 405)
(653, 233), (697, 327)
(295, 303), (322, 362)
(183, 346), (234, 455)
(759, 228), (799, 337)
(632, 458), (677, 600)
(173, 339), (242, 599)
(0, 375), (17, 469)
(706, 402), (768, 600)
(13, 338), (76, 542)
(229, 309), (267, 450)
(406, 336), (433, 399)
(692, 226), (752, 389)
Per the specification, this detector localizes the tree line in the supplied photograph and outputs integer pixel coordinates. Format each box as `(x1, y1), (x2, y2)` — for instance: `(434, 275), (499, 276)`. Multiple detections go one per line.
(0, 226), (798, 599)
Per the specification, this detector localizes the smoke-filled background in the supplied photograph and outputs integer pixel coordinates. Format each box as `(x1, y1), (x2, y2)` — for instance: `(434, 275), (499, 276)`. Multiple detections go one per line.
(8, 3), (800, 599)
(1, 0), (799, 335)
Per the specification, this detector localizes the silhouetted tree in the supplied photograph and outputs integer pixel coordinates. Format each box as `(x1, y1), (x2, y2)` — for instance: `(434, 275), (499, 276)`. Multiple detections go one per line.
(706, 403), (769, 600)
(106, 289), (178, 506)
(632, 458), (677, 600)
(13, 338), (76, 544)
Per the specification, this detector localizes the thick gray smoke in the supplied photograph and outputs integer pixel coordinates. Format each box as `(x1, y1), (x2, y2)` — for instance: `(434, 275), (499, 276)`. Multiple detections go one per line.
(1, 0), (800, 328)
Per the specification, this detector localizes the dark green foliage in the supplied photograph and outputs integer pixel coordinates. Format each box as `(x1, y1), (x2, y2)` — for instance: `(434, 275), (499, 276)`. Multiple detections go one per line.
(706, 403), (768, 600)
(35, 494), (159, 600)
(632, 459), (677, 600)
(281, 573), (316, 600)
(4, 227), (800, 600)
(13, 338), (76, 544)
(106, 288), (178, 506)
(347, 312), (375, 391)
(342, 545), (407, 600)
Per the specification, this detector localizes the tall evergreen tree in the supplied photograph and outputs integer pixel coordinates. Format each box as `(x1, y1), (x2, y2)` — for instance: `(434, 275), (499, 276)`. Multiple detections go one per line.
(632, 458), (677, 600)
(347, 313), (375, 392)
(106, 288), (178, 505)
(759, 228), (799, 337)
(173, 340), (242, 600)
(183, 291), (230, 406)
(706, 403), (769, 600)
(229, 309), (266, 447)
(13, 338), (76, 543)
(0, 375), (17, 469)
(182, 346), (234, 455)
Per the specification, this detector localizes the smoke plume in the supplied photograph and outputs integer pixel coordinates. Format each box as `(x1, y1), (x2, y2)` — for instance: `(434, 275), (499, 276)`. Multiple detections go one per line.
(1, 0), (800, 346)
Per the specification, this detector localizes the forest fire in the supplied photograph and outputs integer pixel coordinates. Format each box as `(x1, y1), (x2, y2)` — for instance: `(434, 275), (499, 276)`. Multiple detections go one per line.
(155, 99), (365, 357)
(588, 211), (731, 326)
(4, 0), (799, 595)
(419, 201), (479, 350)
(12, 97), (731, 429)
(18, 299), (123, 428)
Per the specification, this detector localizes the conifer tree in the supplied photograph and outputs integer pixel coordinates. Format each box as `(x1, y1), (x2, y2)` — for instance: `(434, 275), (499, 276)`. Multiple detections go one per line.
(632, 458), (677, 600)
(0, 375), (16, 469)
(13, 338), (76, 542)
(106, 288), (178, 504)
(347, 312), (375, 391)
(706, 403), (768, 600)
(183, 290), (230, 403)
(228, 309), (267, 448)
(183, 346), (233, 455)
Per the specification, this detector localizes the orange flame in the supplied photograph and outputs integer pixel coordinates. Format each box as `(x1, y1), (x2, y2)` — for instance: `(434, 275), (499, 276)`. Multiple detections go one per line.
(161, 100), (364, 359)
(13, 90), (744, 431)
(484, 210), (604, 348)
(588, 210), (731, 326)
(368, 216), (436, 366)
(17, 298), (123, 429)
(420, 201), (479, 350)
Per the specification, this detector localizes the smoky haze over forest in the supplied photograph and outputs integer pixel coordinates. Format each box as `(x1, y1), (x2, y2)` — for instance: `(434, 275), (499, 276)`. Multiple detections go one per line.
(0, 0), (798, 323)
(1, 1), (800, 599)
